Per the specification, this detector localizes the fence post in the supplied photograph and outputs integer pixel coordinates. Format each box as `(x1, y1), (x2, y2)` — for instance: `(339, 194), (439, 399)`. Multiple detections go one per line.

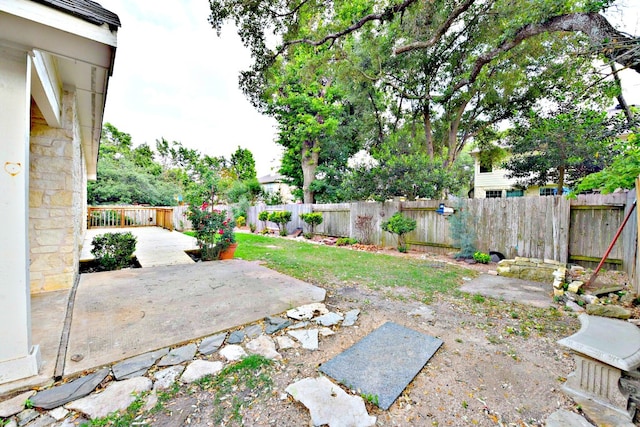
(636, 177), (640, 293)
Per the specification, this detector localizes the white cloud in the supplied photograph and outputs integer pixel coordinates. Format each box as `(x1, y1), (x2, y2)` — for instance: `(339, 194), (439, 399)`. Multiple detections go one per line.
(101, 0), (280, 176)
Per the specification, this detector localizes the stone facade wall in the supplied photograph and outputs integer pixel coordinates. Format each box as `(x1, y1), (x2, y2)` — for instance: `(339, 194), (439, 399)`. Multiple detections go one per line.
(29, 91), (84, 293)
(496, 257), (565, 283)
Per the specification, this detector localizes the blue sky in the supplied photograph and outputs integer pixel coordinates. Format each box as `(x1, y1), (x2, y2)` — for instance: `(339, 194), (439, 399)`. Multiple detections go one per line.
(100, 1), (640, 177)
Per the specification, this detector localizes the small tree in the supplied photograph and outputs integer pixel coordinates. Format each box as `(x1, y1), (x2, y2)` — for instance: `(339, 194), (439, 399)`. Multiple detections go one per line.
(268, 211), (292, 236)
(258, 210), (269, 231)
(381, 212), (416, 253)
(300, 212), (323, 235)
(91, 232), (137, 270)
(448, 200), (477, 259)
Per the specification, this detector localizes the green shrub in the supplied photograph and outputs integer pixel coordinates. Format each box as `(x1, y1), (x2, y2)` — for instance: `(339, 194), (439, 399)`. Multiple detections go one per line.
(336, 237), (358, 246)
(236, 215), (246, 227)
(473, 251), (491, 264)
(381, 212), (417, 252)
(249, 223), (256, 233)
(258, 211), (270, 221)
(91, 232), (137, 270)
(300, 212), (323, 234)
(268, 211), (292, 236)
(303, 232), (313, 239)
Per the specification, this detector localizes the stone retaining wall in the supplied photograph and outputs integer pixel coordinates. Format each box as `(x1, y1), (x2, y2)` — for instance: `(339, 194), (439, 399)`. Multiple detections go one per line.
(28, 91), (85, 293)
(497, 257), (565, 283)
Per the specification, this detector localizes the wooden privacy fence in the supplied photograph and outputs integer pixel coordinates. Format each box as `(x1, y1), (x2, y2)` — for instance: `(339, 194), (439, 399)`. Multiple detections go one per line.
(87, 206), (174, 231)
(247, 191), (636, 274)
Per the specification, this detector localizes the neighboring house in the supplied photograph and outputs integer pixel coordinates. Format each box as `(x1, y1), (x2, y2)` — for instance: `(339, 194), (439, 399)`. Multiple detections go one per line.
(470, 149), (563, 198)
(0, 0), (119, 384)
(258, 173), (295, 203)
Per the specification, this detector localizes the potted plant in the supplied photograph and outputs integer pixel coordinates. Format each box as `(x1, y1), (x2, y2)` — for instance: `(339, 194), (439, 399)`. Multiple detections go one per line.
(187, 202), (237, 260)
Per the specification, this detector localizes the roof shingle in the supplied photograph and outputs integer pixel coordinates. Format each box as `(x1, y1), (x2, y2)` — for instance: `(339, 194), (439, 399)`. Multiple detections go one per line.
(31, 0), (120, 29)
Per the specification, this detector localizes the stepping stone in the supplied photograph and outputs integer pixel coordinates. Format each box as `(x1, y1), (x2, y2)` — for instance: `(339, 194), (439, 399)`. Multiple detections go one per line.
(288, 329), (319, 351)
(112, 347), (169, 380)
(16, 408), (39, 425)
(319, 327), (335, 337)
(408, 306), (435, 322)
(265, 316), (291, 334)
(180, 360), (225, 383)
(546, 409), (595, 426)
(48, 407), (69, 421)
(342, 309), (360, 327)
(31, 368), (109, 410)
(244, 325), (263, 339)
(199, 333), (227, 355)
(66, 377), (152, 419)
(20, 414), (55, 427)
(288, 321), (309, 329)
(227, 330), (245, 344)
(287, 303), (328, 321)
(3, 420), (16, 427)
(246, 336), (282, 360)
(320, 322), (443, 410)
(285, 376), (376, 427)
(0, 390), (34, 417)
(219, 345), (247, 362)
(314, 312), (343, 327)
(275, 336), (297, 350)
(157, 343), (197, 367)
(153, 366), (185, 390)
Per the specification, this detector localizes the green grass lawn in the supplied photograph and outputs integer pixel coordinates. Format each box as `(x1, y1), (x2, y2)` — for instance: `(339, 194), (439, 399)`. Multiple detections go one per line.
(230, 233), (474, 301)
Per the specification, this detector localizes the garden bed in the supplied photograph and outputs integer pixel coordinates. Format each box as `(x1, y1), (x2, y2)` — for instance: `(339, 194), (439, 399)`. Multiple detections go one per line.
(79, 257), (141, 274)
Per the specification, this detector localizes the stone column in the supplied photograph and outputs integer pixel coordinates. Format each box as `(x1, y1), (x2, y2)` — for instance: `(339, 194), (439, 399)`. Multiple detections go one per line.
(0, 48), (41, 383)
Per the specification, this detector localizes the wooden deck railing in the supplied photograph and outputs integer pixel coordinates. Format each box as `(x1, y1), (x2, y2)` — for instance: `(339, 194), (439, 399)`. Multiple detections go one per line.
(87, 207), (174, 231)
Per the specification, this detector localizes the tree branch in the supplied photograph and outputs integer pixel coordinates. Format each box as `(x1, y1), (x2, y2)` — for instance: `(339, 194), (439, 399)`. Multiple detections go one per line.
(281, 0), (419, 49)
(393, 0), (477, 54)
(452, 12), (640, 92)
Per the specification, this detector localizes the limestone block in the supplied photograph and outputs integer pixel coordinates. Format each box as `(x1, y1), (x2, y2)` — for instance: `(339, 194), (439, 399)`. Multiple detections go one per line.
(29, 190), (45, 208)
(554, 288), (565, 297)
(568, 281), (584, 294)
(515, 261), (536, 267)
(496, 266), (511, 276)
(497, 259), (513, 267)
(35, 229), (65, 246)
(544, 259), (564, 266)
(553, 279), (564, 290)
(519, 268), (554, 283)
(514, 257), (528, 262)
(49, 191), (73, 207)
(586, 304), (631, 320)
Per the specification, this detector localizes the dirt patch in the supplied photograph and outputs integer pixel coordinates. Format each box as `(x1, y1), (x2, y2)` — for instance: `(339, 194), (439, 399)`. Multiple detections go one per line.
(148, 280), (588, 425)
(147, 242), (635, 426)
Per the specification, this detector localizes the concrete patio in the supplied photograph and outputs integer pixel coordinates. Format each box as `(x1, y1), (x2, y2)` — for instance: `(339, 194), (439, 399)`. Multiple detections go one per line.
(13, 228), (325, 391)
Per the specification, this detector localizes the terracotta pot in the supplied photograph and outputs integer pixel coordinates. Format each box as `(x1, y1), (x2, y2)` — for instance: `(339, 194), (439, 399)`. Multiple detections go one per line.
(219, 243), (238, 260)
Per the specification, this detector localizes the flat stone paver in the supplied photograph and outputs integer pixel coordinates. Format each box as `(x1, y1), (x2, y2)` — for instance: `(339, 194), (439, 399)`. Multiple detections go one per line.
(31, 368), (109, 410)
(64, 260), (325, 375)
(320, 322), (443, 410)
(460, 273), (553, 308)
(65, 377), (152, 419)
(112, 348), (169, 380)
(286, 376), (376, 427)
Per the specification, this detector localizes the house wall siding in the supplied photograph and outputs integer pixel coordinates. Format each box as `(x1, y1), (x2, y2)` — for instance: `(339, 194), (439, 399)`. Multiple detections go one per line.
(29, 90), (83, 293)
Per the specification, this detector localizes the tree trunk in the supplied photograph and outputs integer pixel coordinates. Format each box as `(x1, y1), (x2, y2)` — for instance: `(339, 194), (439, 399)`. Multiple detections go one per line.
(423, 103), (434, 159)
(301, 141), (319, 204)
(557, 165), (565, 194)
